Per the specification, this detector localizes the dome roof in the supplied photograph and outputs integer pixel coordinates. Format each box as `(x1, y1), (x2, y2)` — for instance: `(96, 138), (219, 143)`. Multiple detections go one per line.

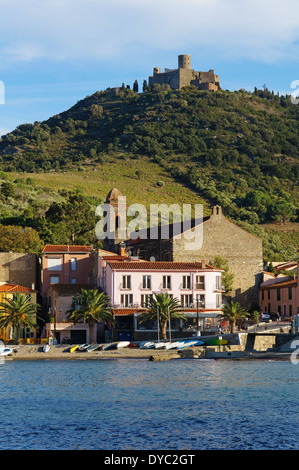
(105, 188), (123, 203)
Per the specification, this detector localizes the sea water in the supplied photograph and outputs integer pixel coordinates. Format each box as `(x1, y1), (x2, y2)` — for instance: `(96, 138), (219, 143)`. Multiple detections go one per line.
(0, 358), (298, 450)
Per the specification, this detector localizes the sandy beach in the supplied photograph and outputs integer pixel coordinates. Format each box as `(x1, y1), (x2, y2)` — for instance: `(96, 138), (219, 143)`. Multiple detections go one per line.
(3, 344), (180, 360)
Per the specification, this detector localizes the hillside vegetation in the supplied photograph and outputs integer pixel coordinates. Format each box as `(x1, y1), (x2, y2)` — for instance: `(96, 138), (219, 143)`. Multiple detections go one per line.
(0, 85), (298, 261)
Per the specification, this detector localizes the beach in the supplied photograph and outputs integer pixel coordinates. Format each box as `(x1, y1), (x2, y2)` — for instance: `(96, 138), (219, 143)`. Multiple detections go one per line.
(4, 344), (180, 360)
(3, 343), (293, 361)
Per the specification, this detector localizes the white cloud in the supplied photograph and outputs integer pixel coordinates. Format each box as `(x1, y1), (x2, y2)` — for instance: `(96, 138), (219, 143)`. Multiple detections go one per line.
(0, 0), (299, 65)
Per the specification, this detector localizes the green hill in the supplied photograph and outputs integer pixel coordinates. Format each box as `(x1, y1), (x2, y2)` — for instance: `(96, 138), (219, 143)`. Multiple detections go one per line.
(0, 85), (298, 260)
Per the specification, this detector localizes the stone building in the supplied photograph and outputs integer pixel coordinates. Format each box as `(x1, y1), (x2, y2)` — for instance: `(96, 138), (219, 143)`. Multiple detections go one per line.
(148, 54), (221, 91)
(0, 252), (39, 291)
(128, 206), (263, 309)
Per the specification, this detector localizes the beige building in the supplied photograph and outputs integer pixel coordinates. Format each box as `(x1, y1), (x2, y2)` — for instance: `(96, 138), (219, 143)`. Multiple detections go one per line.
(0, 252), (39, 291)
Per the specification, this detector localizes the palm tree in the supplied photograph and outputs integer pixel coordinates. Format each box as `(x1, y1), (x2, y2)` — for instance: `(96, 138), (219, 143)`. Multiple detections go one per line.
(0, 293), (41, 343)
(221, 300), (248, 333)
(139, 293), (186, 340)
(67, 289), (113, 343)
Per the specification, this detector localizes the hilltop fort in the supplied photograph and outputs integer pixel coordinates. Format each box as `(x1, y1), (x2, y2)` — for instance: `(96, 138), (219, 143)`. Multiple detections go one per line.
(148, 54), (221, 91)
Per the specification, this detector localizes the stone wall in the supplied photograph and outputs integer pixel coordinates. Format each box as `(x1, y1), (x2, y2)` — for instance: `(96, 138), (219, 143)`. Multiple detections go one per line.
(172, 207), (263, 308)
(0, 252), (39, 290)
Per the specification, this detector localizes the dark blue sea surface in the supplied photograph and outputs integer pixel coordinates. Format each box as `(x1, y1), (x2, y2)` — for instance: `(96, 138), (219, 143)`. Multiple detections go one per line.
(0, 358), (298, 450)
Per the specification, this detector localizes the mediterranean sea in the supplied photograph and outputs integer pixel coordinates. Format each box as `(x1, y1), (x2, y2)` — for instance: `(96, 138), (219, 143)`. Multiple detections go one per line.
(0, 358), (298, 450)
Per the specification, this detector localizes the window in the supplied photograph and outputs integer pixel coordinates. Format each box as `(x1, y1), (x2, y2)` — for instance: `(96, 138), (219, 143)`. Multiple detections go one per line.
(71, 278), (76, 284)
(277, 288), (281, 301)
(195, 294), (205, 308)
(182, 275), (191, 289)
(216, 294), (222, 308)
(268, 289), (270, 300)
(289, 287), (292, 300)
(289, 305), (293, 316)
(47, 258), (62, 271)
(71, 257), (77, 271)
(262, 290), (264, 301)
(181, 294), (193, 307)
(195, 275), (205, 290)
(50, 275), (59, 284)
(216, 276), (222, 290)
(122, 275), (131, 289)
(120, 294), (133, 307)
(142, 275), (151, 289)
(163, 275), (171, 289)
(141, 294), (153, 307)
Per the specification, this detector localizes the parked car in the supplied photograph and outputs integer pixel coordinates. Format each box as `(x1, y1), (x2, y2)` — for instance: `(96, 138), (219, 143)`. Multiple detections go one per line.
(261, 312), (270, 322)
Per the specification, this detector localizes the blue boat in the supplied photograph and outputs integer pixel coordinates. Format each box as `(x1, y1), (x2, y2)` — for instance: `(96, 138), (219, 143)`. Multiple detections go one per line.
(177, 340), (204, 349)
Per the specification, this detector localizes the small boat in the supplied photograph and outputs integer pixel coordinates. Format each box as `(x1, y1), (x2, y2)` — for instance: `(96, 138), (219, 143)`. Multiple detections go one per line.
(78, 343), (89, 351)
(128, 342), (139, 348)
(101, 342), (118, 350)
(70, 344), (79, 353)
(116, 341), (130, 349)
(177, 340), (204, 349)
(154, 342), (171, 349)
(165, 341), (180, 350)
(139, 341), (155, 349)
(204, 338), (228, 346)
(43, 344), (50, 353)
(86, 344), (100, 352)
(0, 348), (13, 356)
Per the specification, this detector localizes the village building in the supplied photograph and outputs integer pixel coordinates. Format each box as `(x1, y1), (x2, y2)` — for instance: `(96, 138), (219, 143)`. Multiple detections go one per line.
(259, 262), (299, 319)
(99, 256), (224, 341)
(0, 252), (39, 292)
(0, 283), (38, 343)
(41, 244), (96, 297)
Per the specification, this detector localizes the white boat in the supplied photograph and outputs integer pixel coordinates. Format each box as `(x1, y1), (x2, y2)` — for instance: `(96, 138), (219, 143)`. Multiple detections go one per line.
(165, 341), (180, 350)
(177, 340), (204, 349)
(78, 343), (89, 351)
(0, 348), (13, 356)
(154, 342), (171, 349)
(43, 345), (50, 353)
(116, 341), (130, 349)
(139, 341), (155, 349)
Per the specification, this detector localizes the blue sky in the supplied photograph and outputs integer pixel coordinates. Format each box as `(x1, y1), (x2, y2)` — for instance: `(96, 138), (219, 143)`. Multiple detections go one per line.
(1, 0), (299, 136)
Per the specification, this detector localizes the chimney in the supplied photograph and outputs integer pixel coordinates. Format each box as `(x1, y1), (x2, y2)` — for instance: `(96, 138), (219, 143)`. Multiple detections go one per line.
(201, 260), (206, 269)
(119, 242), (126, 257)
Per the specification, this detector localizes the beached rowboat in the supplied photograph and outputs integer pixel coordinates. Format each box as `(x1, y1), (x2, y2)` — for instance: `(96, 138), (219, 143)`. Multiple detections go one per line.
(116, 341), (130, 349)
(78, 343), (89, 351)
(43, 344), (50, 353)
(86, 344), (100, 352)
(70, 344), (79, 353)
(0, 348), (13, 356)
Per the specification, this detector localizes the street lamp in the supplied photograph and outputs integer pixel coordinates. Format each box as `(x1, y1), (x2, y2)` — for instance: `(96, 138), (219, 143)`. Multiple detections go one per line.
(194, 296), (200, 337)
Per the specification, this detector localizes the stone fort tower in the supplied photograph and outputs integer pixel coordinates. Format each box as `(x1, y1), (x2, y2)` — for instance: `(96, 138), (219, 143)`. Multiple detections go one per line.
(149, 54), (221, 91)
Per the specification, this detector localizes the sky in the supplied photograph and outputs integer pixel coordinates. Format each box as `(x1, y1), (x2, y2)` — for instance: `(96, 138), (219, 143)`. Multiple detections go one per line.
(1, 0), (299, 136)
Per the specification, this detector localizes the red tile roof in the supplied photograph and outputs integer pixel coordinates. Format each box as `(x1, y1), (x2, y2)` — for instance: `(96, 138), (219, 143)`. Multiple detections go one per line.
(107, 261), (220, 271)
(42, 245), (94, 253)
(260, 278), (297, 289)
(0, 283), (36, 293)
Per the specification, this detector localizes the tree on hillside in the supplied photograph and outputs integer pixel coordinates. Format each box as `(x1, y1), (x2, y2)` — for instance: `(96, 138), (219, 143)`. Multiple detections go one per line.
(133, 80), (139, 93)
(0, 225), (44, 254)
(45, 191), (97, 244)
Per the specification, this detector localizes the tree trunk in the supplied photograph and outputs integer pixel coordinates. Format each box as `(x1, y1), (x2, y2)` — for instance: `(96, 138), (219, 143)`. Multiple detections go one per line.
(161, 321), (168, 340)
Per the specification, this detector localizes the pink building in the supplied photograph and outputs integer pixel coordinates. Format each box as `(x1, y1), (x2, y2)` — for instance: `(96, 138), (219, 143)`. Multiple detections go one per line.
(259, 262), (299, 319)
(41, 245), (95, 297)
(99, 257), (224, 340)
